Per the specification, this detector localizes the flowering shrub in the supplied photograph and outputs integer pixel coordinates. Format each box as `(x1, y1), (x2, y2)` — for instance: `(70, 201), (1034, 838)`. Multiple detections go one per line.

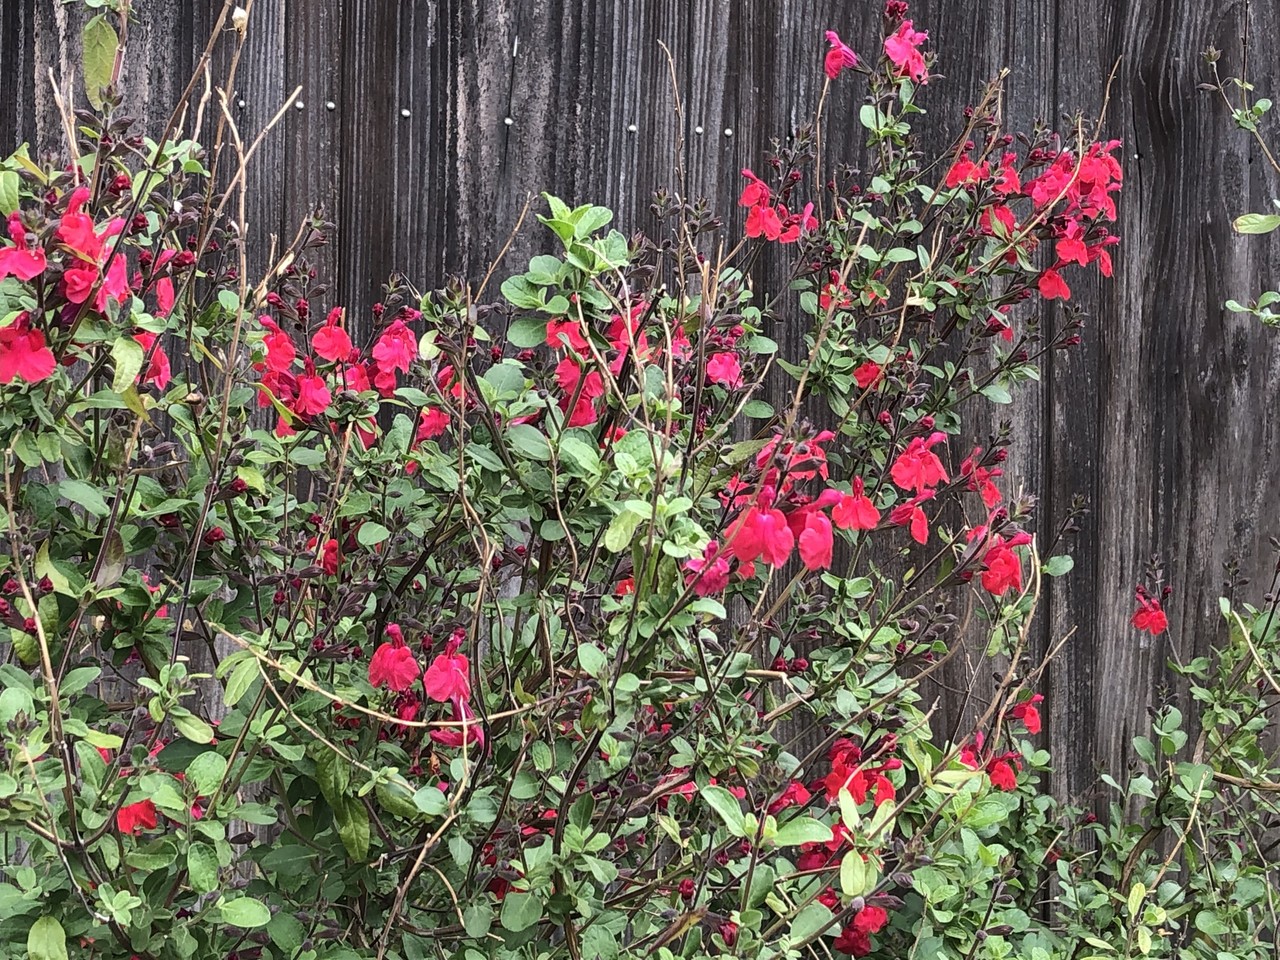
(1, 4), (1276, 960)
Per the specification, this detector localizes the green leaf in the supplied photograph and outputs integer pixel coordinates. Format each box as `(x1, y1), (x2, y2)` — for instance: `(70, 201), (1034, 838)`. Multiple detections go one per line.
(58, 479), (110, 518)
(577, 643), (607, 678)
(111, 335), (145, 394)
(700, 784), (746, 836)
(507, 423), (552, 461)
(82, 15), (119, 110)
(224, 657), (259, 707)
(1233, 212), (1280, 235)
(357, 522), (391, 547)
(789, 903), (833, 943)
(1126, 881), (1146, 918)
(506, 317), (547, 348)
(500, 891), (543, 932)
(604, 507), (645, 553)
(333, 795), (371, 861)
(463, 902), (493, 938)
(840, 849), (869, 897)
(1043, 554), (1074, 577)
(172, 712), (214, 744)
(0, 171), (19, 215)
(219, 897), (272, 929)
(268, 914), (306, 957)
(771, 816), (833, 848)
(186, 752), (228, 795)
(27, 916), (68, 960)
(187, 842), (220, 894)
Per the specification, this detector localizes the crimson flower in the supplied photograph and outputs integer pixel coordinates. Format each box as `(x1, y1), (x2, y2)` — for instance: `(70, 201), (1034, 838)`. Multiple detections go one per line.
(423, 637), (471, 703)
(889, 489), (934, 544)
(293, 365), (332, 417)
(1131, 587), (1169, 635)
(767, 780), (812, 815)
(945, 153), (990, 189)
(793, 506), (835, 571)
(155, 276), (176, 317)
(117, 798), (158, 835)
(889, 432), (948, 492)
(0, 213), (47, 281)
(258, 317), (297, 373)
(725, 499), (795, 567)
(980, 532), (1031, 597)
(853, 361), (884, 390)
(416, 407), (449, 441)
(1008, 693), (1043, 735)
(0, 315), (56, 385)
(833, 905), (889, 956)
(312, 307), (354, 362)
(546, 317), (589, 353)
(372, 318), (417, 384)
(369, 638), (421, 693)
(884, 19), (929, 82)
(706, 352), (743, 388)
(823, 30), (858, 80)
(320, 538), (339, 575)
(832, 477), (879, 531)
(1038, 267), (1071, 301)
(133, 331), (172, 390)
(56, 187), (101, 259)
(959, 448), (1003, 508)
(738, 169), (771, 208)
(684, 541), (731, 596)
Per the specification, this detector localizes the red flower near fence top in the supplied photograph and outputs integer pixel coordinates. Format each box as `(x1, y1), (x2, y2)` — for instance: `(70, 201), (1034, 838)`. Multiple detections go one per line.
(884, 20), (929, 82)
(1131, 586), (1169, 635)
(824, 30), (858, 80)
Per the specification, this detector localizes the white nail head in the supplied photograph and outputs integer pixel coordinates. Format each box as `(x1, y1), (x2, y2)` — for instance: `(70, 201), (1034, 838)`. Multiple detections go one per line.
(723, 127), (733, 137)
(326, 100), (336, 111)
(503, 116), (514, 126)
(695, 125), (704, 135)
(400, 108), (411, 117)
(294, 100), (305, 110)
(627, 123), (637, 133)
(237, 99), (246, 109)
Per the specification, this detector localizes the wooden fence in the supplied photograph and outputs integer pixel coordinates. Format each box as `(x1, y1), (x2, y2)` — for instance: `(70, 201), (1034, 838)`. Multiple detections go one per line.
(3, 0), (1279, 803)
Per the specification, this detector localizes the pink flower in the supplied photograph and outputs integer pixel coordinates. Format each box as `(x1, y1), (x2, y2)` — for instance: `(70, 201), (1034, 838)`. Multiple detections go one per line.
(685, 541), (731, 595)
(423, 637), (471, 703)
(1131, 587), (1168, 635)
(312, 307), (354, 362)
(0, 213), (47, 281)
(369, 639), (421, 693)
(889, 490), (934, 544)
(824, 30), (858, 80)
(738, 169), (771, 208)
(706, 352), (743, 388)
(0, 315), (56, 385)
(884, 20), (929, 82)
(980, 534), (1029, 597)
(117, 798), (158, 835)
(889, 432), (948, 492)
(56, 187), (101, 260)
(155, 276), (176, 317)
(133, 331), (172, 390)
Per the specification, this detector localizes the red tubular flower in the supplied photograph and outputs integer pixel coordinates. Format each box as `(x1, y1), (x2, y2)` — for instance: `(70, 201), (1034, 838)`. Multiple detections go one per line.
(796, 509), (834, 571)
(853, 361), (884, 390)
(738, 169), (771, 208)
(884, 19), (929, 82)
(987, 756), (1019, 791)
(945, 153), (990, 189)
(312, 307), (354, 362)
(833, 477), (880, 531)
(546, 317), (589, 353)
(258, 317), (297, 373)
(706, 351), (743, 388)
(684, 541), (731, 595)
(980, 534), (1031, 597)
(1055, 219), (1090, 266)
(423, 636), (471, 703)
(746, 202), (783, 240)
(959, 448), (1003, 508)
(416, 407), (449, 441)
(1008, 693), (1044, 735)
(0, 315), (56, 385)
(767, 780), (812, 815)
(1131, 587), (1169, 635)
(726, 499), (795, 567)
(1038, 268), (1071, 301)
(133, 331), (172, 390)
(117, 798), (158, 835)
(293, 365), (332, 417)
(371, 319), (417, 393)
(890, 432), (948, 492)
(321, 538), (339, 575)
(370, 638), (421, 693)
(824, 30), (858, 79)
(889, 489), (934, 544)
(0, 213), (47, 281)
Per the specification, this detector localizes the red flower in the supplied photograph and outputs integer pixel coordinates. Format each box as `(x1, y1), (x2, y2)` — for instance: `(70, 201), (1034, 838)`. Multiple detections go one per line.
(320, 538), (339, 575)
(979, 533), (1031, 597)
(824, 30), (858, 80)
(994, 152), (1022, 195)
(56, 188), (101, 260)
(833, 905), (889, 956)
(890, 432), (948, 493)
(155, 276), (176, 317)
(423, 637), (471, 703)
(987, 757), (1018, 791)
(726, 501), (795, 567)
(258, 317), (297, 373)
(369, 639), (421, 693)
(372, 318), (417, 383)
(767, 780), (812, 815)
(0, 213), (47, 281)
(312, 308), (354, 362)
(853, 361), (884, 389)
(133, 331), (172, 390)
(945, 153), (990, 189)
(739, 169), (771, 208)
(416, 407), (449, 441)
(889, 490), (934, 544)
(546, 317), (589, 353)
(832, 477), (879, 531)
(959, 448), (1003, 508)
(884, 19), (929, 82)
(293, 367), (332, 417)
(1055, 219), (1090, 266)
(746, 202), (784, 241)
(685, 541), (731, 595)
(0, 315), (56, 385)
(1008, 694), (1043, 735)
(706, 352), (743, 388)
(796, 509), (834, 571)
(117, 798), (158, 835)
(1131, 587), (1168, 635)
